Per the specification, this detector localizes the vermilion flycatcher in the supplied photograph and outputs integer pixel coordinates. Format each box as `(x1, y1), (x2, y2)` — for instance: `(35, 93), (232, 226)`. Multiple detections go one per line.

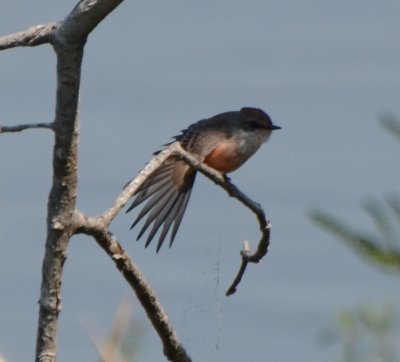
(127, 107), (281, 251)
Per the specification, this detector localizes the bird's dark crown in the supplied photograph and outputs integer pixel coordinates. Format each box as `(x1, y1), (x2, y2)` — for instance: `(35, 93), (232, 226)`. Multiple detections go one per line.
(239, 107), (280, 131)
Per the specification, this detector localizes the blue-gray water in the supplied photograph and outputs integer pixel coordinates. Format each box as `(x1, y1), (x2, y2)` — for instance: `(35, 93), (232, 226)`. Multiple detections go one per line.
(1, 1), (400, 361)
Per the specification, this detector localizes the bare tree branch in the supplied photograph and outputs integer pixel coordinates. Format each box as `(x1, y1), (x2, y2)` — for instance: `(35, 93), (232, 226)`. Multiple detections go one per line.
(35, 45), (83, 362)
(33, 1), (124, 361)
(2, 1), (191, 361)
(0, 0), (124, 51)
(56, 0), (124, 45)
(73, 212), (192, 362)
(2, 0), (273, 360)
(0, 122), (53, 133)
(0, 22), (58, 50)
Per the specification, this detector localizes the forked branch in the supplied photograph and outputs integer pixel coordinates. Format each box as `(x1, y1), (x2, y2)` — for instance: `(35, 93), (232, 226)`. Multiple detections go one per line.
(1, 1), (271, 361)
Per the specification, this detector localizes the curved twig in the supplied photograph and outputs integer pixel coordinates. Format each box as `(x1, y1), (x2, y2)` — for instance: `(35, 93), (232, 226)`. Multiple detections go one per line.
(171, 143), (272, 296)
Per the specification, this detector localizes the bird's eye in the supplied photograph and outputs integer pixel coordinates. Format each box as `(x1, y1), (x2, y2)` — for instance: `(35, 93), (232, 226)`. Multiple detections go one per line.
(247, 120), (264, 129)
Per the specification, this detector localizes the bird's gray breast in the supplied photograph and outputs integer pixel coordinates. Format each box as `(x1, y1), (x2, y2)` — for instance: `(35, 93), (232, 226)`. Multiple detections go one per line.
(234, 129), (270, 158)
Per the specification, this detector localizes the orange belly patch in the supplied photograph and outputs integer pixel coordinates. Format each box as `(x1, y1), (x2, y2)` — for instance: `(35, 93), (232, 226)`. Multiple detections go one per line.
(204, 144), (243, 173)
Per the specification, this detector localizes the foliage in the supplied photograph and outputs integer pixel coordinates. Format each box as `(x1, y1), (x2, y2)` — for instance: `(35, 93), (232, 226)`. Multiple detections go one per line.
(83, 298), (143, 362)
(319, 303), (400, 362)
(310, 115), (400, 272)
(311, 115), (400, 361)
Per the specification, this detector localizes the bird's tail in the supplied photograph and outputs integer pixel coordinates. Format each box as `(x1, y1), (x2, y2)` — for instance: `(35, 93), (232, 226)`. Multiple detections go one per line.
(126, 158), (196, 252)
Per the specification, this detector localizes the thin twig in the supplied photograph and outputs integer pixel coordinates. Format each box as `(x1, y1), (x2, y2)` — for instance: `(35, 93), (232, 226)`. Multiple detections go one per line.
(0, 122), (53, 133)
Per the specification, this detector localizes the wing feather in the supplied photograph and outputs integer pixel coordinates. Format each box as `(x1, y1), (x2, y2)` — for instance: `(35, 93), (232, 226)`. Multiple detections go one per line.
(127, 158), (196, 250)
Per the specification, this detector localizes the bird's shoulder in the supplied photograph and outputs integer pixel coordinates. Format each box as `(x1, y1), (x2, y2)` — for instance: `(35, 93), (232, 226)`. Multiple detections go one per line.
(177, 111), (239, 145)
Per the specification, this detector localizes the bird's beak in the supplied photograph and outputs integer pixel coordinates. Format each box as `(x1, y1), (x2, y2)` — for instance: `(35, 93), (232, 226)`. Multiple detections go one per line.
(272, 125), (281, 130)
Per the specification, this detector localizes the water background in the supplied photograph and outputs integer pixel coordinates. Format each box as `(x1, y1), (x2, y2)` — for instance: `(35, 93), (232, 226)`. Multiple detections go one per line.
(1, 1), (400, 361)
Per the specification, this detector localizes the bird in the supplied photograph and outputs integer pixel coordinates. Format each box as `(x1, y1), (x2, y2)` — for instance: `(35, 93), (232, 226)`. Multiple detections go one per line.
(126, 107), (281, 252)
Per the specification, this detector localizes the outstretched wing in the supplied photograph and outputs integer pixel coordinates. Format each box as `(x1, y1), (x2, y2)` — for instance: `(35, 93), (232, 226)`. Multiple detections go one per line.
(126, 112), (238, 251)
(126, 158), (196, 252)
